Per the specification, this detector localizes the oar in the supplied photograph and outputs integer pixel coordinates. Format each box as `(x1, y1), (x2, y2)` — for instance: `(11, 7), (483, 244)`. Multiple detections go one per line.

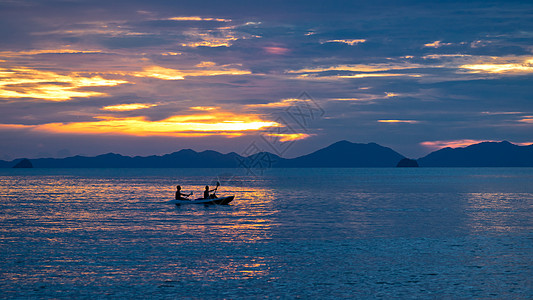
(212, 181), (220, 198)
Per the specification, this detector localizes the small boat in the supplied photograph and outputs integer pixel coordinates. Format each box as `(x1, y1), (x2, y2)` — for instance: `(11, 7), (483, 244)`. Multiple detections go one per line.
(166, 195), (234, 205)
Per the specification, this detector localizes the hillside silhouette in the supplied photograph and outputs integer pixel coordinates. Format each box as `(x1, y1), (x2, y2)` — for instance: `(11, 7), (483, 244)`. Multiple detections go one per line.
(1, 140), (532, 168)
(417, 141), (533, 167)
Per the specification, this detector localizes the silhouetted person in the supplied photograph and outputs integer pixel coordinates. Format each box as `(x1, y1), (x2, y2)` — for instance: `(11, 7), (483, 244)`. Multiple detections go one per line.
(175, 185), (191, 200)
(203, 185), (216, 199)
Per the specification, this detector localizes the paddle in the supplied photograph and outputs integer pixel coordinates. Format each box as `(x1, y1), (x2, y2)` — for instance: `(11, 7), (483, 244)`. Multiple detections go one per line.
(212, 181), (220, 198)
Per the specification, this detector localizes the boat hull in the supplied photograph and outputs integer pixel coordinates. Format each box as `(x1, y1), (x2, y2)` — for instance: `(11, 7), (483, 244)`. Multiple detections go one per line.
(166, 195), (234, 205)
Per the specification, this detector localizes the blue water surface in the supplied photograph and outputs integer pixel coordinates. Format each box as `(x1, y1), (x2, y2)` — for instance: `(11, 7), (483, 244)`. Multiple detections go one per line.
(0, 168), (532, 298)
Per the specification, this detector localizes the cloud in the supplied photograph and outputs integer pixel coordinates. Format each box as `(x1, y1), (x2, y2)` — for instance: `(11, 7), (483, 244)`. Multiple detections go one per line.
(190, 106), (219, 111)
(0, 49), (104, 58)
(167, 16), (232, 22)
(131, 63), (251, 80)
(424, 41), (453, 48)
(0, 67), (129, 101)
(263, 133), (312, 142)
(330, 92), (399, 101)
(263, 46), (290, 55)
(246, 98), (303, 108)
(460, 57), (533, 74)
(321, 39), (366, 45)
(378, 120), (419, 124)
(101, 103), (157, 111)
(287, 63), (419, 74)
(518, 116), (533, 124)
(0, 111), (280, 137)
(180, 26), (259, 47)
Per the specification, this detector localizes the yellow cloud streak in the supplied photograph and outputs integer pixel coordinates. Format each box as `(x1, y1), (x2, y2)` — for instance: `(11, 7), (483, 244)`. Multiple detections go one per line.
(246, 98), (303, 108)
(101, 103), (157, 111)
(2, 112), (279, 137)
(264, 133), (312, 142)
(331, 92), (399, 101)
(133, 65), (251, 80)
(322, 39), (366, 45)
(0, 67), (128, 101)
(190, 106), (219, 111)
(287, 63), (419, 74)
(168, 16), (232, 22)
(0, 49), (103, 58)
(460, 59), (533, 74)
(424, 41), (453, 48)
(378, 120), (419, 124)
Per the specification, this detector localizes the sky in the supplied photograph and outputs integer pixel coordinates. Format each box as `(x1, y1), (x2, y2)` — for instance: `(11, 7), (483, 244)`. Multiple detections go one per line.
(0, 0), (532, 160)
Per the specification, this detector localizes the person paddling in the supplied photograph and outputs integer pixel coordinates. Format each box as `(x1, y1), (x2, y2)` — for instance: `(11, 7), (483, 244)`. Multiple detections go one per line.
(203, 182), (220, 199)
(175, 185), (192, 200)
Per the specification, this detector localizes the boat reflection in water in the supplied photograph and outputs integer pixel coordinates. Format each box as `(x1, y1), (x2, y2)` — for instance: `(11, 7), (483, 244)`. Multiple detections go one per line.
(0, 168), (531, 298)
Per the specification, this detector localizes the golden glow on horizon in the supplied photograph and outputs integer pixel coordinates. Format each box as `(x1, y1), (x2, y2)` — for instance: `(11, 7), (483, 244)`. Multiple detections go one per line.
(264, 133), (311, 142)
(421, 139), (496, 150)
(0, 67), (129, 101)
(1, 111), (280, 137)
(101, 103), (157, 111)
(133, 64), (251, 80)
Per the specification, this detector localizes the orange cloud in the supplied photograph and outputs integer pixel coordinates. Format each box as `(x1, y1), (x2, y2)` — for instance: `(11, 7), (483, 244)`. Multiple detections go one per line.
(1, 111), (280, 137)
(0, 67), (128, 101)
(518, 116), (533, 124)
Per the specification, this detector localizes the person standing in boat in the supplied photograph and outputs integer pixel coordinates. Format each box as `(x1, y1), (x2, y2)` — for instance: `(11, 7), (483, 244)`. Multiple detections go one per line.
(203, 185), (217, 199)
(175, 185), (191, 200)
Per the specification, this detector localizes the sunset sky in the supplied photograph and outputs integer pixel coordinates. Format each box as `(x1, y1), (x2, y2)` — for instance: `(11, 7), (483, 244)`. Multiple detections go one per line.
(1, 0), (532, 160)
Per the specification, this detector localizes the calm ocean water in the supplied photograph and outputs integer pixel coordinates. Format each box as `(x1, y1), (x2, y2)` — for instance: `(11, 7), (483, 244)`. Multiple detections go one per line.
(1, 168), (532, 299)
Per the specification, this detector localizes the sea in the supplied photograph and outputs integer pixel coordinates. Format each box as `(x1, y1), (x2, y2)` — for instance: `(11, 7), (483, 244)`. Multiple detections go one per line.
(0, 168), (531, 299)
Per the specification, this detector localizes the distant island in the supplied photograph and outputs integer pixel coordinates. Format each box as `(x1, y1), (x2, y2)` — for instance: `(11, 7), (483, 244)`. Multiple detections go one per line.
(1, 140), (532, 168)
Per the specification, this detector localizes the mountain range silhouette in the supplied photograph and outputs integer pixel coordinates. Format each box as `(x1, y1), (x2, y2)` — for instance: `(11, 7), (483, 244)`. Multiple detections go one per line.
(1, 140), (532, 168)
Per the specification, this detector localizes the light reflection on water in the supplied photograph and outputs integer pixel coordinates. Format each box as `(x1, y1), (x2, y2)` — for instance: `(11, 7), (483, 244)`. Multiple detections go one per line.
(0, 168), (532, 298)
